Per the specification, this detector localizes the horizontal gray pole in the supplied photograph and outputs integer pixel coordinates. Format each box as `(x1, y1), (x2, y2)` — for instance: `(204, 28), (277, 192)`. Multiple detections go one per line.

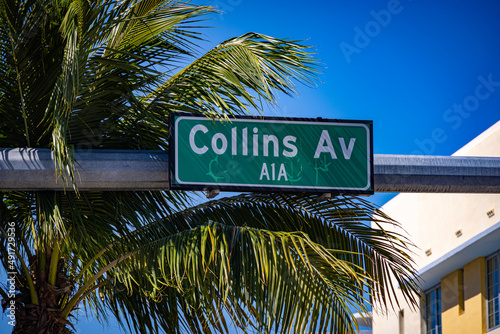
(0, 148), (169, 191)
(374, 154), (500, 193)
(0, 148), (499, 193)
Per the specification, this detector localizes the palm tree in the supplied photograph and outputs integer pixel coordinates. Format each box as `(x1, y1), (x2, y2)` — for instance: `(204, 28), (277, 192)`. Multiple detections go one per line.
(0, 0), (419, 333)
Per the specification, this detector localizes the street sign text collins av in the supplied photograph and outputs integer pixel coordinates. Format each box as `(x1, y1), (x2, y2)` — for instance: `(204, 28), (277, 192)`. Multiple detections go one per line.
(169, 114), (373, 194)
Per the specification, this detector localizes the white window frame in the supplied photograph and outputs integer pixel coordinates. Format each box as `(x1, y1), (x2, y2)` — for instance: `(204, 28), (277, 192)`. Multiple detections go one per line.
(425, 285), (442, 334)
(487, 251), (500, 331)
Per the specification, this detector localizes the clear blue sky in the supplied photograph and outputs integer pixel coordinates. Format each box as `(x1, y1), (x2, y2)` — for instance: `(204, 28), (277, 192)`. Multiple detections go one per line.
(2, 0), (500, 332)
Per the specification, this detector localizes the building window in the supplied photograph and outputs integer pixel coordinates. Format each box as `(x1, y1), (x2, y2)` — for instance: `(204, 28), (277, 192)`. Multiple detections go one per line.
(425, 286), (442, 334)
(488, 252), (500, 330)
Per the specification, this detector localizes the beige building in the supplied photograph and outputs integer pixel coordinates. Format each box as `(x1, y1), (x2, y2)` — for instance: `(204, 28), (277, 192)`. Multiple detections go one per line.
(372, 121), (500, 334)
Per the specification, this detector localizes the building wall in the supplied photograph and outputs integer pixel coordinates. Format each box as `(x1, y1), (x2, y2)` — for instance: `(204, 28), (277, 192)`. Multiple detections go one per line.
(372, 121), (500, 334)
(441, 258), (486, 334)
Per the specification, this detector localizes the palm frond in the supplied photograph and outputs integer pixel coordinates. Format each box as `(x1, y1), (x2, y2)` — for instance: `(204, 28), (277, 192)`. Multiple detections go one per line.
(147, 32), (320, 118)
(82, 193), (418, 334)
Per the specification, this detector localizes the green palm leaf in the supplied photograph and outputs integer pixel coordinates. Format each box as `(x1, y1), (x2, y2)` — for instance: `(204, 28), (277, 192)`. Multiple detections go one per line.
(0, 1), (418, 333)
(58, 193), (417, 334)
(147, 32), (319, 119)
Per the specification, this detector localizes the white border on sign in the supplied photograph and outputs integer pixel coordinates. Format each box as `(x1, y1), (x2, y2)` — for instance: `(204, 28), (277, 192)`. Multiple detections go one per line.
(174, 116), (372, 191)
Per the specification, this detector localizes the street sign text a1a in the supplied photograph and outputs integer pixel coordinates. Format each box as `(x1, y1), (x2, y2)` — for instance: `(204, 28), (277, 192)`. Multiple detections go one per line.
(169, 114), (373, 194)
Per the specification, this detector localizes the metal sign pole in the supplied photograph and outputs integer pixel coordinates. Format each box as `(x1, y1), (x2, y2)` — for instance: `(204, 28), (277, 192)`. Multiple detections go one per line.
(1, 148), (499, 193)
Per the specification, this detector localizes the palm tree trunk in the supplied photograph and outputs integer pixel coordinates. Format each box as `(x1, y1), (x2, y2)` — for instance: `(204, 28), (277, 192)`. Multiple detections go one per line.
(12, 256), (73, 334)
(14, 301), (72, 334)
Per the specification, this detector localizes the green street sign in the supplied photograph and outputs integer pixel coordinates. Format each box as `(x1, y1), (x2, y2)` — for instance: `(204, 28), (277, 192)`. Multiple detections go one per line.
(169, 114), (373, 194)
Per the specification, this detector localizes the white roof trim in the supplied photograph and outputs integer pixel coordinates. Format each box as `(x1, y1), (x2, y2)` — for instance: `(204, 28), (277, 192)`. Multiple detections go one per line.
(418, 220), (500, 291)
